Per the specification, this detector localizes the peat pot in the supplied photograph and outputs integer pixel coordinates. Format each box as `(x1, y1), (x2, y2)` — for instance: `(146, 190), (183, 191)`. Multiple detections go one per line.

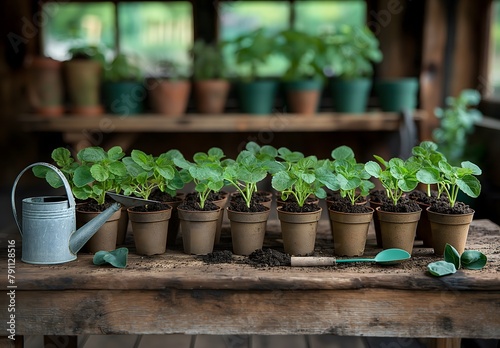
(128, 205), (172, 256)
(227, 207), (270, 256)
(277, 207), (322, 256)
(178, 207), (221, 255)
(427, 207), (474, 255)
(329, 207), (374, 257)
(376, 207), (421, 255)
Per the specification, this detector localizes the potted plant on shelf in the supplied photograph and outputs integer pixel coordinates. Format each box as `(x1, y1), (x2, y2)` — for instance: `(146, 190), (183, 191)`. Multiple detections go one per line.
(64, 45), (106, 116)
(191, 39), (230, 114)
(271, 148), (327, 255)
(364, 156), (421, 254)
(324, 146), (375, 256)
(174, 148), (225, 254)
(227, 28), (280, 115)
(416, 157), (481, 255)
(223, 150), (272, 255)
(147, 59), (191, 117)
(121, 149), (186, 256)
(102, 53), (145, 116)
(323, 25), (382, 113)
(276, 29), (326, 115)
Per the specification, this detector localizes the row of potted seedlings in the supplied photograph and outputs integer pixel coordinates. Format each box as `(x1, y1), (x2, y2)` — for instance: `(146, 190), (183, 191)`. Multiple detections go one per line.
(34, 141), (481, 258)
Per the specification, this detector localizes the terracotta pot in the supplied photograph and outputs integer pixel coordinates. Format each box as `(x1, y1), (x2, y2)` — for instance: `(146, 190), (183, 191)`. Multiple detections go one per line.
(178, 207), (220, 255)
(212, 194), (229, 244)
(147, 78), (191, 117)
(116, 206), (129, 245)
(227, 207), (270, 256)
(376, 207), (421, 255)
(194, 79), (230, 114)
(415, 202), (433, 247)
(277, 207), (322, 256)
(427, 207), (474, 255)
(64, 59), (103, 116)
(329, 207), (374, 257)
(128, 206), (171, 256)
(27, 57), (64, 117)
(76, 208), (121, 253)
(284, 79), (323, 115)
(368, 200), (383, 248)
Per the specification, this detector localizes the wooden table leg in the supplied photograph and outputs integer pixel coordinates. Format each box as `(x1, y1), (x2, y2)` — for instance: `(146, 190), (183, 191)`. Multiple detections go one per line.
(43, 336), (77, 348)
(429, 338), (461, 348)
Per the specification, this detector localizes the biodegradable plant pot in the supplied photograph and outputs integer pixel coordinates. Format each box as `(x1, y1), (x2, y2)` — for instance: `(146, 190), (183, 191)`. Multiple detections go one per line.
(212, 194), (229, 244)
(237, 80), (278, 115)
(116, 206), (129, 245)
(329, 207), (374, 257)
(284, 79), (323, 115)
(102, 81), (145, 115)
(427, 207), (474, 255)
(376, 207), (421, 255)
(64, 59), (104, 115)
(376, 78), (419, 112)
(147, 79), (191, 117)
(27, 57), (64, 117)
(330, 78), (372, 113)
(76, 208), (121, 253)
(194, 79), (230, 114)
(277, 207), (322, 255)
(415, 202), (433, 247)
(227, 207), (270, 256)
(128, 206), (172, 256)
(178, 207), (221, 255)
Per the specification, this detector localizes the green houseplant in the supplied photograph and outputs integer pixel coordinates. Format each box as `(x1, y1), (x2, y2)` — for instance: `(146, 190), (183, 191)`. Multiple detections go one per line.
(325, 146), (375, 256)
(365, 156), (421, 254)
(191, 39), (230, 114)
(323, 25), (382, 113)
(271, 148), (327, 255)
(227, 28), (280, 115)
(102, 53), (145, 115)
(64, 45), (106, 115)
(276, 29), (326, 115)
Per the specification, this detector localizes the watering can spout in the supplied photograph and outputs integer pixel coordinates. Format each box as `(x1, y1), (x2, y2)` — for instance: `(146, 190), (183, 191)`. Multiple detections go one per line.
(70, 202), (121, 254)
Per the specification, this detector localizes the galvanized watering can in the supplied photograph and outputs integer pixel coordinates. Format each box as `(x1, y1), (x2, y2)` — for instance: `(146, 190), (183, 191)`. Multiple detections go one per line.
(11, 162), (121, 264)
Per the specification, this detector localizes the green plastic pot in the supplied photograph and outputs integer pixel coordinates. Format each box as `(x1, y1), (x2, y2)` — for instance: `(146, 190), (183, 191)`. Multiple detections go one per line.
(376, 78), (419, 112)
(237, 80), (278, 115)
(330, 78), (372, 113)
(103, 81), (145, 115)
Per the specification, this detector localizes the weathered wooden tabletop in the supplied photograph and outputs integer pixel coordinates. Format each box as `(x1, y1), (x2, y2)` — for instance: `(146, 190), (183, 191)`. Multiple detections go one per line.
(1, 218), (499, 339)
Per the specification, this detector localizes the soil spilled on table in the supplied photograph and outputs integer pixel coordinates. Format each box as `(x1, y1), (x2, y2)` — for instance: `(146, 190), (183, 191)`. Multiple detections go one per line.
(200, 250), (234, 264)
(247, 249), (291, 267)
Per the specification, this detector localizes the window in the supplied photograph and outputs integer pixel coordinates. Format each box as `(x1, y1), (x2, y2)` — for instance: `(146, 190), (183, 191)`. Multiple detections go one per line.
(42, 2), (193, 75)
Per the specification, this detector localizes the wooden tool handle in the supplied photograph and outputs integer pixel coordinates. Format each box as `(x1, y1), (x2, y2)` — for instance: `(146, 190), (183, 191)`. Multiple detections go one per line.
(290, 257), (336, 267)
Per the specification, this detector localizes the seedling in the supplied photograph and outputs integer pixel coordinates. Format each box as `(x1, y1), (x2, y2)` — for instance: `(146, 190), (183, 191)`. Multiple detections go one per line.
(427, 244), (487, 277)
(412, 141), (446, 196)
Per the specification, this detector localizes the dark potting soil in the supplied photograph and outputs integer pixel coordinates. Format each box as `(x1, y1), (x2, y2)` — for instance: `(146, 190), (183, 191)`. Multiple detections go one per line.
(178, 200), (219, 211)
(129, 203), (171, 212)
(148, 190), (180, 203)
(185, 191), (226, 203)
(77, 200), (115, 212)
(279, 195), (318, 205)
(247, 249), (291, 267)
(328, 201), (373, 214)
(408, 190), (446, 205)
(429, 201), (474, 214)
(280, 202), (321, 213)
(200, 250), (234, 264)
(380, 198), (421, 213)
(368, 189), (389, 204)
(231, 192), (271, 205)
(228, 200), (268, 213)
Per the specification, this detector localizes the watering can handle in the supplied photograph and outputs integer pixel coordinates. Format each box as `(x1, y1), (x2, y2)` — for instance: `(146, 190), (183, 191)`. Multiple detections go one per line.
(11, 162), (76, 237)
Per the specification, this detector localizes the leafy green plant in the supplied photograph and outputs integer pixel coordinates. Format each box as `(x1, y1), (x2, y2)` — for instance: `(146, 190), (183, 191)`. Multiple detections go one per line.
(121, 149), (186, 200)
(428, 244), (487, 277)
(33, 147), (79, 190)
(276, 29), (326, 81)
(104, 53), (142, 82)
(191, 39), (227, 80)
(153, 59), (191, 80)
(364, 156), (419, 206)
(433, 89), (482, 165)
(68, 45), (106, 65)
(174, 147), (226, 209)
(322, 25), (382, 79)
(327, 146), (374, 206)
(417, 160), (482, 208)
(271, 148), (329, 208)
(411, 141), (446, 196)
(227, 28), (278, 81)
(93, 247), (128, 268)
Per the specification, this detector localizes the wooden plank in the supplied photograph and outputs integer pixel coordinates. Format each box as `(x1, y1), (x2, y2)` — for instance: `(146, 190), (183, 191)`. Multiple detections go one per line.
(17, 112), (426, 133)
(9, 289), (500, 338)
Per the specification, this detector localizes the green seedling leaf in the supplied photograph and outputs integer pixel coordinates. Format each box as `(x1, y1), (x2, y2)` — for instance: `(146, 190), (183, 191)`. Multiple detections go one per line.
(461, 250), (487, 270)
(93, 248), (128, 268)
(73, 165), (94, 188)
(78, 147), (107, 163)
(90, 163), (109, 182)
(444, 243), (461, 269)
(428, 261), (457, 277)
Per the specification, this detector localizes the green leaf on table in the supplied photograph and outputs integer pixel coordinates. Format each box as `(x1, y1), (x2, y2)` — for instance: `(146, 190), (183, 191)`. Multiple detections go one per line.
(428, 261), (457, 277)
(461, 250), (487, 270)
(93, 248), (128, 268)
(444, 244), (461, 269)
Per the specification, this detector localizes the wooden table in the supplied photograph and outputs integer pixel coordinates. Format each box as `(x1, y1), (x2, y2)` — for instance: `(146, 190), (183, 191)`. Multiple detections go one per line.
(1, 217), (499, 347)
